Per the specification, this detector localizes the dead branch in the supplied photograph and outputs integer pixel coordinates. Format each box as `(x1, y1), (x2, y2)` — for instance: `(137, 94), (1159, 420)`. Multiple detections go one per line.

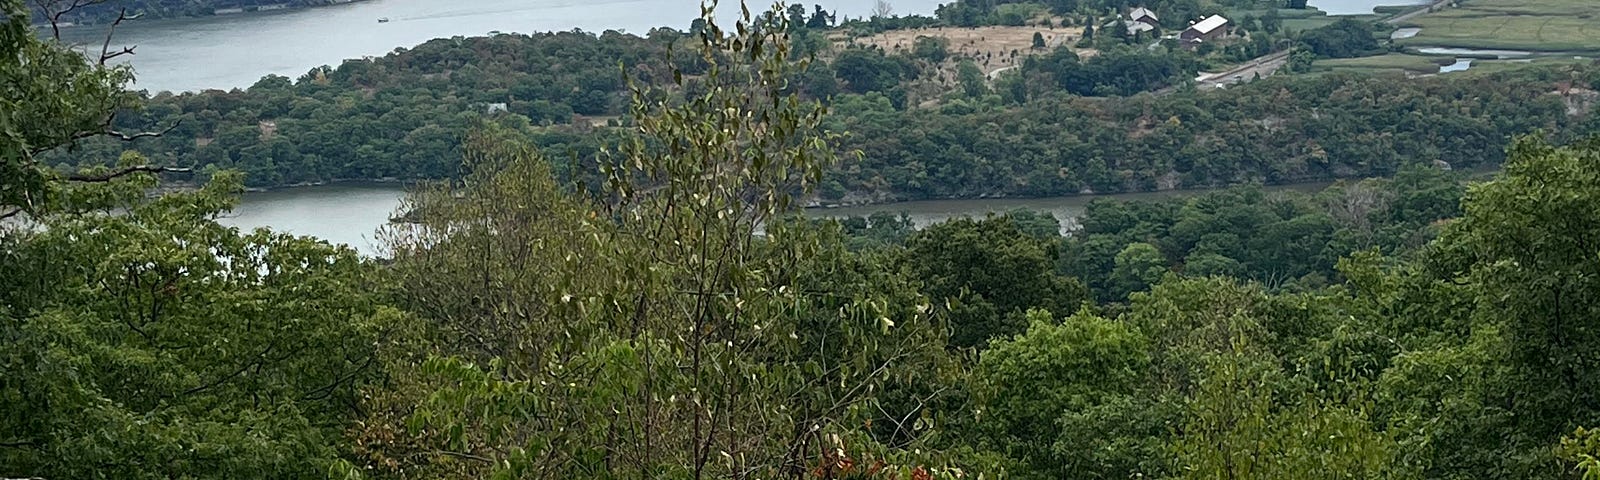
(105, 121), (179, 141)
(0, 208), (22, 221)
(67, 120), (181, 144)
(98, 8), (139, 65)
(67, 165), (193, 183)
(35, 0), (107, 40)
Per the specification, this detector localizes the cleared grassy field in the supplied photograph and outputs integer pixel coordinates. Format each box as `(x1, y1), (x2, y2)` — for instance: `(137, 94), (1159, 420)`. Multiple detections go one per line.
(1398, 0), (1600, 53)
(1314, 53), (1451, 73)
(1461, 56), (1596, 74)
(837, 24), (1094, 73)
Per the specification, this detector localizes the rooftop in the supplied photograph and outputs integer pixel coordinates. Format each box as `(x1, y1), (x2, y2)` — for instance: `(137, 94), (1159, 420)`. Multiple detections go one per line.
(1188, 15), (1228, 35)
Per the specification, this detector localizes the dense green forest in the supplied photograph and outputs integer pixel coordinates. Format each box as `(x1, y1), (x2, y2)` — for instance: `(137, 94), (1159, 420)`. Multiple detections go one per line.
(10, 1), (1600, 479)
(46, 21), (1600, 200)
(44, 30), (675, 186)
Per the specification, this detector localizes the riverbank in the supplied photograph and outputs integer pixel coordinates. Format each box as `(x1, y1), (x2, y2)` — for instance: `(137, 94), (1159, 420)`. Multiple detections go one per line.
(43, 0), (372, 28)
(240, 177), (413, 193)
(225, 165), (1500, 256)
(54, 0), (947, 93)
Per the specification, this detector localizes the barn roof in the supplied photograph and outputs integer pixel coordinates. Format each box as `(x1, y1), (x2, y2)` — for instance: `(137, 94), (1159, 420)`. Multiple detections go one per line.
(1188, 15), (1229, 35)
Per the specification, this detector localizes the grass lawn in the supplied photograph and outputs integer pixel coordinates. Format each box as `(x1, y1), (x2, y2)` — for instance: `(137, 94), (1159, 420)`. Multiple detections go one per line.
(1314, 53), (1452, 73)
(1457, 56), (1596, 74)
(1397, 0), (1600, 53)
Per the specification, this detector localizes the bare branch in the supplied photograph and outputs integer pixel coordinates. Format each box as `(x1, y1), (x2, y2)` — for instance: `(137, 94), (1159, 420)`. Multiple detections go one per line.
(68, 120), (181, 144)
(36, 0), (104, 40)
(101, 45), (136, 62)
(105, 121), (179, 141)
(98, 8), (140, 66)
(0, 208), (21, 221)
(67, 165), (193, 183)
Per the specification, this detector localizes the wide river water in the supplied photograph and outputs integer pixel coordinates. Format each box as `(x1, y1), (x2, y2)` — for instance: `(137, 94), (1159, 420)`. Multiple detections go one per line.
(60, 0), (1421, 93)
(221, 182), (1331, 256)
(63, 0), (949, 92)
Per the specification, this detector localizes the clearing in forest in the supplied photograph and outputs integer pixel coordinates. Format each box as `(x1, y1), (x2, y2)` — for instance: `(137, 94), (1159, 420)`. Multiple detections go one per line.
(839, 25), (1094, 74)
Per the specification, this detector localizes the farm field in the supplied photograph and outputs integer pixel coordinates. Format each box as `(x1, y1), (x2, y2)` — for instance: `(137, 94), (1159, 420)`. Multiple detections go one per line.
(1314, 53), (1451, 73)
(1459, 56), (1596, 74)
(1397, 0), (1600, 53)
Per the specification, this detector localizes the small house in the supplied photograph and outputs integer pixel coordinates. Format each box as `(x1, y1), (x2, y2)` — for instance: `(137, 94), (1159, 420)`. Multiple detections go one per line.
(1107, 15), (1156, 37)
(1129, 7), (1159, 27)
(1180, 15), (1229, 44)
(1125, 21), (1156, 36)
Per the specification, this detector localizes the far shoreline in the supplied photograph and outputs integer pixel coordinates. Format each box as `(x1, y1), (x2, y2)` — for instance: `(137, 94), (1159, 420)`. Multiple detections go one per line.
(41, 0), (373, 30)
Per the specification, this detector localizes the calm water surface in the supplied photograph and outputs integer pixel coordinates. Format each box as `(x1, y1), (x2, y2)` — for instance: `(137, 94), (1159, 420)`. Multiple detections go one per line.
(1310, 0), (1428, 16)
(221, 184), (406, 256)
(61, 0), (947, 93)
(75, 0), (1381, 251)
(231, 182), (1332, 255)
(63, 0), (1420, 92)
(1439, 58), (1473, 73)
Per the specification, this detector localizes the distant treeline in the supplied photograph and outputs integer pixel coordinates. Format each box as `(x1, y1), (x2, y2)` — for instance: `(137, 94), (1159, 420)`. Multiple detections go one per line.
(34, 0), (357, 25)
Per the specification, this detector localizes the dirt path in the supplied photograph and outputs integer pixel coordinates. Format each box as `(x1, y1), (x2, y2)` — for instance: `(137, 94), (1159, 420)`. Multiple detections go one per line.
(1196, 50), (1291, 87)
(1386, 0), (1452, 25)
(987, 65), (1019, 80)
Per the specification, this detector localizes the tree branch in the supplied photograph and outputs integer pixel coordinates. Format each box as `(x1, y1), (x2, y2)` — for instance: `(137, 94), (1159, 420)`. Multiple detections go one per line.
(67, 165), (193, 183)
(105, 121), (179, 141)
(37, 0), (105, 40)
(66, 120), (181, 145)
(98, 8), (140, 66)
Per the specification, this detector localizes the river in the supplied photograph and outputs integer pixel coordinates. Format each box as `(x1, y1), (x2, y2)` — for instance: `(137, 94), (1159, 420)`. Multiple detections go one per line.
(60, 0), (947, 93)
(61, 0), (1409, 93)
(224, 182), (1332, 256)
(1310, 0), (1428, 16)
(218, 184), (408, 256)
(73, 0), (1376, 252)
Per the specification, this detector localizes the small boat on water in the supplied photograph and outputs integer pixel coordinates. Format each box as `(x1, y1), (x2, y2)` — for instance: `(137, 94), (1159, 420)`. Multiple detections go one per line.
(377, 17), (390, 23)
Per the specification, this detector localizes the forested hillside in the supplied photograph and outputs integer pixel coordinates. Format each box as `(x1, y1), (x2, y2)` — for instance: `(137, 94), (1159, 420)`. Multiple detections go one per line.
(10, 1), (1600, 479)
(41, 30), (672, 186)
(46, 25), (1600, 199)
(827, 70), (1587, 201)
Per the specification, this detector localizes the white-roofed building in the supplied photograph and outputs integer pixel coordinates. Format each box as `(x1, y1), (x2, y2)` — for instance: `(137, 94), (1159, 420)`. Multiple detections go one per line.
(1180, 15), (1230, 44)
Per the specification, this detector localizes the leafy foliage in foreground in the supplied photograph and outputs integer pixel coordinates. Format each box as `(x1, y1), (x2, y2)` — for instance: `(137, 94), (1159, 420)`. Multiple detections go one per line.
(360, 11), (962, 479)
(3, 3), (391, 476)
(1, 171), (391, 478)
(11, 1), (1600, 479)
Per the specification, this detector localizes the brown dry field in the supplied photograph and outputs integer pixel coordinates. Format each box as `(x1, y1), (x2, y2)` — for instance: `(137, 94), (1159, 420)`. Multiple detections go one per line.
(834, 24), (1097, 74)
